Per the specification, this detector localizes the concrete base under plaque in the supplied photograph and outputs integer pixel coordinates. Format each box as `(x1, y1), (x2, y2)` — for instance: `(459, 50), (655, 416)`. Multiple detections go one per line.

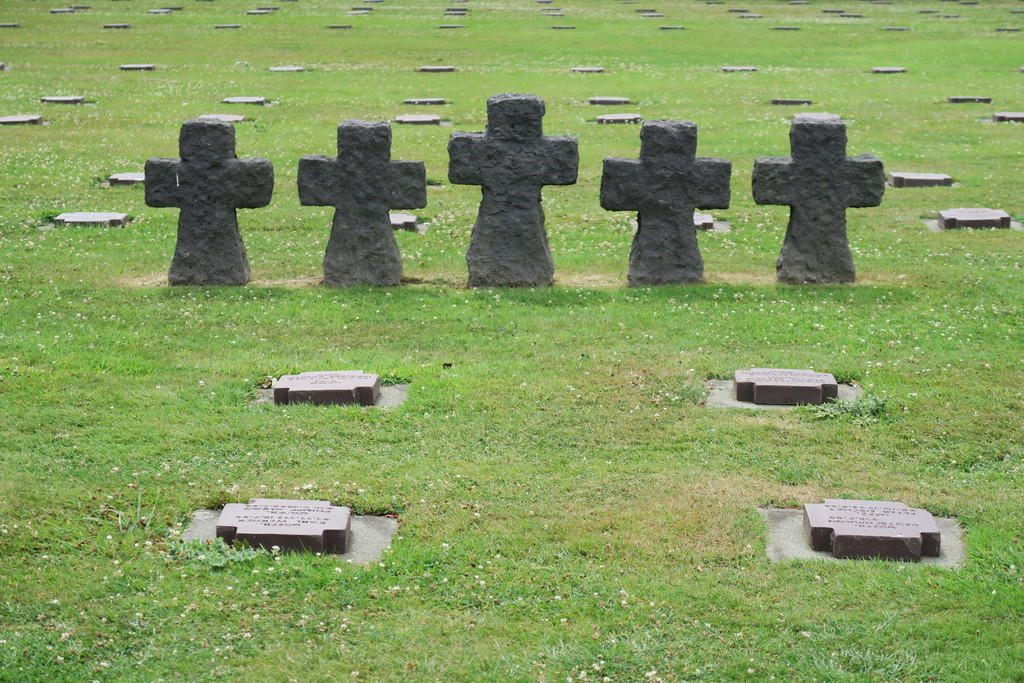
(183, 506), (397, 564)
(759, 507), (965, 567)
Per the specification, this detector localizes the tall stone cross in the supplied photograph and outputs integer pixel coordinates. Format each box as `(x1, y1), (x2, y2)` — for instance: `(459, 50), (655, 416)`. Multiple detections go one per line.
(448, 93), (578, 287)
(600, 120), (731, 286)
(145, 118), (274, 286)
(752, 117), (884, 284)
(298, 120), (427, 286)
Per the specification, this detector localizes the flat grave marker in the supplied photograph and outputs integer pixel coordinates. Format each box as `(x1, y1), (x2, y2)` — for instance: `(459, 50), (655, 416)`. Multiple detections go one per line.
(199, 113), (246, 123)
(888, 172), (952, 187)
(120, 64), (156, 71)
(0, 23), (21, 28)
(108, 172), (145, 185)
(53, 212), (130, 226)
(771, 98), (811, 105)
(722, 66), (757, 72)
(390, 212), (419, 231)
(571, 66), (605, 73)
(550, 25), (576, 29)
(438, 24), (465, 28)
(660, 25), (685, 29)
(882, 26), (910, 31)
(995, 28), (1021, 32)
(269, 66), (304, 72)
(395, 114), (441, 125)
(734, 368), (838, 405)
(589, 96), (630, 105)
(417, 65), (456, 72)
(0, 115), (43, 125)
(404, 98), (446, 105)
(103, 23), (131, 28)
(804, 499), (941, 562)
(327, 24), (353, 29)
(222, 96), (267, 105)
(274, 371), (381, 406)
(40, 96), (85, 105)
(947, 96), (991, 103)
(215, 24), (242, 29)
(596, 113), (642, 124)
(772, 26), (800, 30)
(937, 208), (1011, 229)
(993, 112), (1024, 122)
(872, 66), (907, 73)
(217, 499), (352, 554)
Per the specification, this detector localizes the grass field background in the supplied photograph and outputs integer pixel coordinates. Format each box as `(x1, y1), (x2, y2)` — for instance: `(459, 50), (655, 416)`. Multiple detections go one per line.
(1, 0), (1023, 680)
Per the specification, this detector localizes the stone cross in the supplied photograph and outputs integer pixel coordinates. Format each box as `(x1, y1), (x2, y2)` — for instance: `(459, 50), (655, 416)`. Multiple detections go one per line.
(753, 117), (884, 284)
(145, 118), (273, 285)
(600, 120), (731, 285)
(298, 120), (426, 286)
(448, 93), (578, 287)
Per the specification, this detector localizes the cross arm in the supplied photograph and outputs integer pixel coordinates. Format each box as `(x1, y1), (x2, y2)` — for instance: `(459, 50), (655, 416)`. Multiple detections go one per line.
(230, 157), (274, 209)
(297, 155), (337, 207)
(691, 157), (732, 210)
(388, 160), (427, 210)
(541, 136), (579, 186)
(599, 157), (644, 212)
(143, 157), (184, 208)
(751, 157), (794, 206)
(447, 132), (483, 186)
(843, 154), (885, 208)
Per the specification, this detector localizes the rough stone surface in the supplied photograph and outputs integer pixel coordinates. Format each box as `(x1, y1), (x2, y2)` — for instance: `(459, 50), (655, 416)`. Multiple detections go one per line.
(888, 172), (952, 187)
(108, 172), (145, 185)
(734, 368), (838, 405)
(448, 94), (578, 287)
(937, 208), (1011, 229)
(145, 118), (273, 286)
(804, 499), (941, 561)
(274, 371), (381, 406)
(53, 212), (130, 226)
(217, 499), (352, 554)
(299, 120), (426, 286)
(752, 117), (884, 283)
(601, 120), (731, 285)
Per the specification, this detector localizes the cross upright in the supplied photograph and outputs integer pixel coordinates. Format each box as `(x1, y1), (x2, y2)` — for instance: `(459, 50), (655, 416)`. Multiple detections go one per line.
(448, 93), (578, 287)
(601, 120), (731, 286)
(752, 117), (884, 284)
(145, 118), (274, 286)
(298, 120), (427, 287)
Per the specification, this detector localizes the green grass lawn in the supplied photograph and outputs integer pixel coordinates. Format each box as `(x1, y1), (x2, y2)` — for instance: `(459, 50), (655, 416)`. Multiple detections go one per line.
(1, 0), (1023, 680)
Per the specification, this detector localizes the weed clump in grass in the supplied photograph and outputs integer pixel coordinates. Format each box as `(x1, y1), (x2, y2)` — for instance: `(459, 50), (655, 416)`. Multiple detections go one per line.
(799, 394), (889, 426)
(166, 538), (265, 569)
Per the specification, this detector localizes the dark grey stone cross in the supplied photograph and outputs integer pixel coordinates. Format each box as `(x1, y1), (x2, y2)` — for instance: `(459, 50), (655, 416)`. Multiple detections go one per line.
(600, 120), (731, 285)
(752, 117), (884, 284)
(298, 120), (426, 286)
(448, 93), (578, 287)
(145, 118), (274, 286)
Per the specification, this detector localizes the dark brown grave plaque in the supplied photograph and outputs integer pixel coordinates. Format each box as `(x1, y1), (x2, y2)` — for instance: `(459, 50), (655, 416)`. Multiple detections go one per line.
(771, 99), (812, 105)
(217, 499), (352, 554)
(733, 368), (838, 405)
(888, 172), (953, 187)
(937, 208), (1011, 229)
(804, 499), (941, 561)
(993, 112), (1024, 122)
(404, 98), (446, 105)
(589, 96), (630, 105)
(109, 172), (145, 185)
(274, 371), (381, 406)
(947, 96), (992, 103)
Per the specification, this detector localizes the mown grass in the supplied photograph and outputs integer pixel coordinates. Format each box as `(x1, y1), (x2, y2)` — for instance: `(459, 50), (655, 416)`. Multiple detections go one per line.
(1, 0), (1023, 680)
